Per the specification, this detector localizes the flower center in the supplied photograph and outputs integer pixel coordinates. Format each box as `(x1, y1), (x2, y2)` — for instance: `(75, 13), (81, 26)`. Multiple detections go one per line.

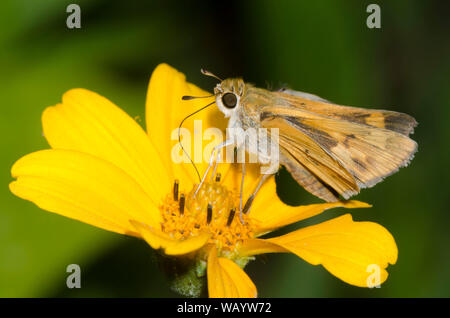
(159, 175), (254, 254)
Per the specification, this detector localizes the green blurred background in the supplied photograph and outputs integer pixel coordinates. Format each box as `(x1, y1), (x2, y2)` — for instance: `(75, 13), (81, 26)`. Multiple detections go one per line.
(1, 0), (449, 297)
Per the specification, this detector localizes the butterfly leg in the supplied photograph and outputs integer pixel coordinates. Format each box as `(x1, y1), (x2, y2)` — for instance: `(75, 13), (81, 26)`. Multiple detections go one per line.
(210, 147), (222, 182)
(194, 139), (234, 198)
(239, 160), (246, 224)
(242, 173), (271, 217)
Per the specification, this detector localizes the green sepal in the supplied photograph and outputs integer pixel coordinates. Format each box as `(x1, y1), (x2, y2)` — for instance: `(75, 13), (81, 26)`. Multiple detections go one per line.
(158, 255), (207, 298)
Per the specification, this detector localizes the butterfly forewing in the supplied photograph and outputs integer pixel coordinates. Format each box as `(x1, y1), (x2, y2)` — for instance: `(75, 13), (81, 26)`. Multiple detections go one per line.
(273, 91), (418, 136)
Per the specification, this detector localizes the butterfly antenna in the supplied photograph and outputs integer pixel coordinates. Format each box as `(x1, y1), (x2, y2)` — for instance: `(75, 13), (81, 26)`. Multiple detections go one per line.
(178, 99), (215, 182)
(201, 68), (223, 82)
(182, 94), (214, 100)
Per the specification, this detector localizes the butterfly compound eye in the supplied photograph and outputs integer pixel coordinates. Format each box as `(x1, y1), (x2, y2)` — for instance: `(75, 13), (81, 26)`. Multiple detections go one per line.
(222, 93), (237, 108)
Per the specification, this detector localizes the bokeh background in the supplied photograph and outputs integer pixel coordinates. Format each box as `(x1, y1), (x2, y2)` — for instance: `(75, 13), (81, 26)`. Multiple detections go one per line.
(1, 0), (449, 297)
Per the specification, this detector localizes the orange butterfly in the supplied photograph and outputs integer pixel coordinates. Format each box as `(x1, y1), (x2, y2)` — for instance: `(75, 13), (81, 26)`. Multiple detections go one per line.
(184, 70), (417, 219)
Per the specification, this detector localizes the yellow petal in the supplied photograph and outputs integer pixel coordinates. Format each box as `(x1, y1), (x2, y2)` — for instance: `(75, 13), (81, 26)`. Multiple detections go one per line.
(145, 63), (226, 188)
(239, 238), (287, 256)
(10, 149), (160, 236)
(250, 175), (371, 233)
(221, 162), (263, 198)
(130, 220), (210, 255)
(42, 88), (169, 204)
(243, 214), (398, 287)
(207, 248), (257, 298)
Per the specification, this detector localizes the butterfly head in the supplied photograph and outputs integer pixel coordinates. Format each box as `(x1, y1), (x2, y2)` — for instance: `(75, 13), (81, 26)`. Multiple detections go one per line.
(214, 78), (245, 118)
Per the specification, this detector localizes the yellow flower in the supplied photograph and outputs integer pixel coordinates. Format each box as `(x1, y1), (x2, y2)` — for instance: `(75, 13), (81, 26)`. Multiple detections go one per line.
(9, 63), (398, 297)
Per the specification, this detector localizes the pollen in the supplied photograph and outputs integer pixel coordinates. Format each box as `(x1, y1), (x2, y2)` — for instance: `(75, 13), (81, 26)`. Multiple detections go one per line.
(159, 178), (254, 253)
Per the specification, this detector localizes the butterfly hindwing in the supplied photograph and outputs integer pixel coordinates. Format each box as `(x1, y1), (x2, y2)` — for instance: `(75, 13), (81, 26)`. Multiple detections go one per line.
(264, 116), (359, 200)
